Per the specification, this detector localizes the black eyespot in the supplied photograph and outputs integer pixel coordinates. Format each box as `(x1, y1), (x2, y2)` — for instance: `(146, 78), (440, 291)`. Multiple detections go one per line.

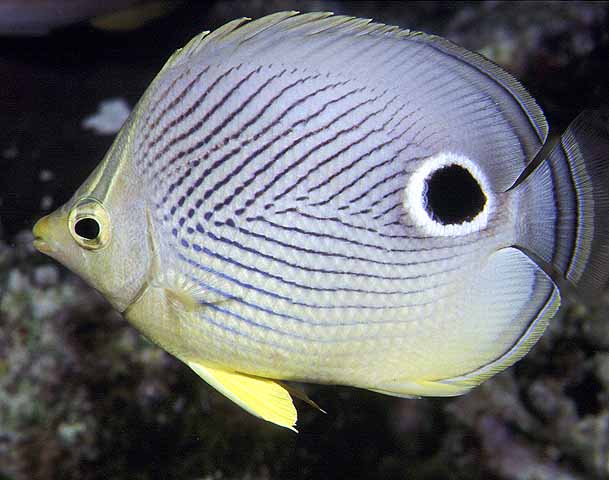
(74, 217), (100, 240)
(425, 164), (486, 225)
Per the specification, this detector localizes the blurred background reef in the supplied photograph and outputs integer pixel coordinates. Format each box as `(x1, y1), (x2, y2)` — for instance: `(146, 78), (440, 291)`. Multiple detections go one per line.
(1, 1), (609, 479)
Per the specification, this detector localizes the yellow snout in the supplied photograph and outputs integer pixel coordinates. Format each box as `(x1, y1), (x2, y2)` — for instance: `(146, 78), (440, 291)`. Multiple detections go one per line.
(32, 214), (53, 254)
(32, 209), (69, 256)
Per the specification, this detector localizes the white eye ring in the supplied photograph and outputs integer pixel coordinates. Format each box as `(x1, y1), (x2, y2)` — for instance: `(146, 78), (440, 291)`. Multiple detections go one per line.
(403, 151), (493, 237)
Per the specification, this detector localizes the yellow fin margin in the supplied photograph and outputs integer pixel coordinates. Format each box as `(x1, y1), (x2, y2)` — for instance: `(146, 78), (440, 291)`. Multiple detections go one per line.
(187, 360), (297, 431)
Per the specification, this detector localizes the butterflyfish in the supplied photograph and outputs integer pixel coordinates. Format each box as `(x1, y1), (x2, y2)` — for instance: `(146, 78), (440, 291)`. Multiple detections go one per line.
(32, 12), (609, 430)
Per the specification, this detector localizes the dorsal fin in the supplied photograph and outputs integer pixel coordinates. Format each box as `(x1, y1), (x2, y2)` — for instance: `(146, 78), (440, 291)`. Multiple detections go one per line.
(153, 11), (547, 181)
(158, 11), (411, 72)
(160, 11), (297, 72)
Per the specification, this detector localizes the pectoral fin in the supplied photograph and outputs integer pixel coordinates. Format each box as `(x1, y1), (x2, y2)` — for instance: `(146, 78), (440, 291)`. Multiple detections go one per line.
(151, 266), (237, 313)
(367, 379), (464, 398)
(186, 360), (298, 431)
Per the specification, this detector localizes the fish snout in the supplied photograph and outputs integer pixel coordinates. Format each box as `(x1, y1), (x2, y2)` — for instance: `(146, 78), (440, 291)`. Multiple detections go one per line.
(33, 214), (55, 254)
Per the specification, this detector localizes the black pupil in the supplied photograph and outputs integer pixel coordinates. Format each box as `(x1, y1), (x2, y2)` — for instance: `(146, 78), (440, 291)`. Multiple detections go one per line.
(425, 164), (487, 225)
(75, 218), (100, 240)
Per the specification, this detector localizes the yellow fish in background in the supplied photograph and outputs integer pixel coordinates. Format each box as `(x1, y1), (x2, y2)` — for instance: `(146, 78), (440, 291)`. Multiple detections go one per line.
(0, 0), (181, 36)
(33, 12), (609, 430)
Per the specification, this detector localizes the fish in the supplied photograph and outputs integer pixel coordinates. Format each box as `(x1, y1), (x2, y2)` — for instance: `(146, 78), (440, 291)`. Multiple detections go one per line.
(32, 11), (609, 430)
(0, 0), (180, 36)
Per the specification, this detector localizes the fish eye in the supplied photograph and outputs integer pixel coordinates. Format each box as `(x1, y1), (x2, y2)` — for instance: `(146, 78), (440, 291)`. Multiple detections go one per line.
(404, 152), (492, 237)
(68, 198), (111, 250)
(74, 217), (100, 240)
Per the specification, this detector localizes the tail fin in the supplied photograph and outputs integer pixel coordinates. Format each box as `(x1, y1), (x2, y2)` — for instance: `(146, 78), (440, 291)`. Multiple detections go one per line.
(514, 110), (609, 300)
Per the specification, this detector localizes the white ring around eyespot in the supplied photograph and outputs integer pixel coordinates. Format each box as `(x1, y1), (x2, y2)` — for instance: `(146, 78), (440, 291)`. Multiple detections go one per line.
(403, 151), (493, 237)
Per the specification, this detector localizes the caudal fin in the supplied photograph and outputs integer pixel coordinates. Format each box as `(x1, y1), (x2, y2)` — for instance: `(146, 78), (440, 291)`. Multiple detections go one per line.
(515, 110), (609, 300)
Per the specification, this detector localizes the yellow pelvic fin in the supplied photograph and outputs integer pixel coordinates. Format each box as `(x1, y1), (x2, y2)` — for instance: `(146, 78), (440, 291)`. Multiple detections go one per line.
(186, 360), (298, 431)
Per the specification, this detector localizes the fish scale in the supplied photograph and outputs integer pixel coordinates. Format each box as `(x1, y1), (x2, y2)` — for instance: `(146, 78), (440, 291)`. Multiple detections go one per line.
(32, 12), (609, 429)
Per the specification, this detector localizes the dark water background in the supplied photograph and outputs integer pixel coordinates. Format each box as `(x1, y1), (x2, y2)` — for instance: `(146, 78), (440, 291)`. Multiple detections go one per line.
(1, 1), (609, 479)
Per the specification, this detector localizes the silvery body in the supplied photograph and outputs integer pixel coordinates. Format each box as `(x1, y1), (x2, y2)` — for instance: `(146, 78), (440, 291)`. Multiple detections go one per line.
(32, 12), (609, 429)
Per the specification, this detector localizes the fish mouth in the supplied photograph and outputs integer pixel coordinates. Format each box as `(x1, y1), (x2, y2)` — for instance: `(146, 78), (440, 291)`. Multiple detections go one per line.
(32, 215), (55, 254)
(33, 237), (53, 254)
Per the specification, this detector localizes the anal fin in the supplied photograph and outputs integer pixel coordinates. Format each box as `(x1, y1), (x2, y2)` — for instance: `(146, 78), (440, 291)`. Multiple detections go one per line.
(367, 379), (467, 398)
(186, 360), (298, 431)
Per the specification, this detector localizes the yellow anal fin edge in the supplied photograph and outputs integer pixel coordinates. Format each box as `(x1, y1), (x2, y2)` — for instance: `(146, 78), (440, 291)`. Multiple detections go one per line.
(186, 360), (298, 431)
(367, 378), (468, 399)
